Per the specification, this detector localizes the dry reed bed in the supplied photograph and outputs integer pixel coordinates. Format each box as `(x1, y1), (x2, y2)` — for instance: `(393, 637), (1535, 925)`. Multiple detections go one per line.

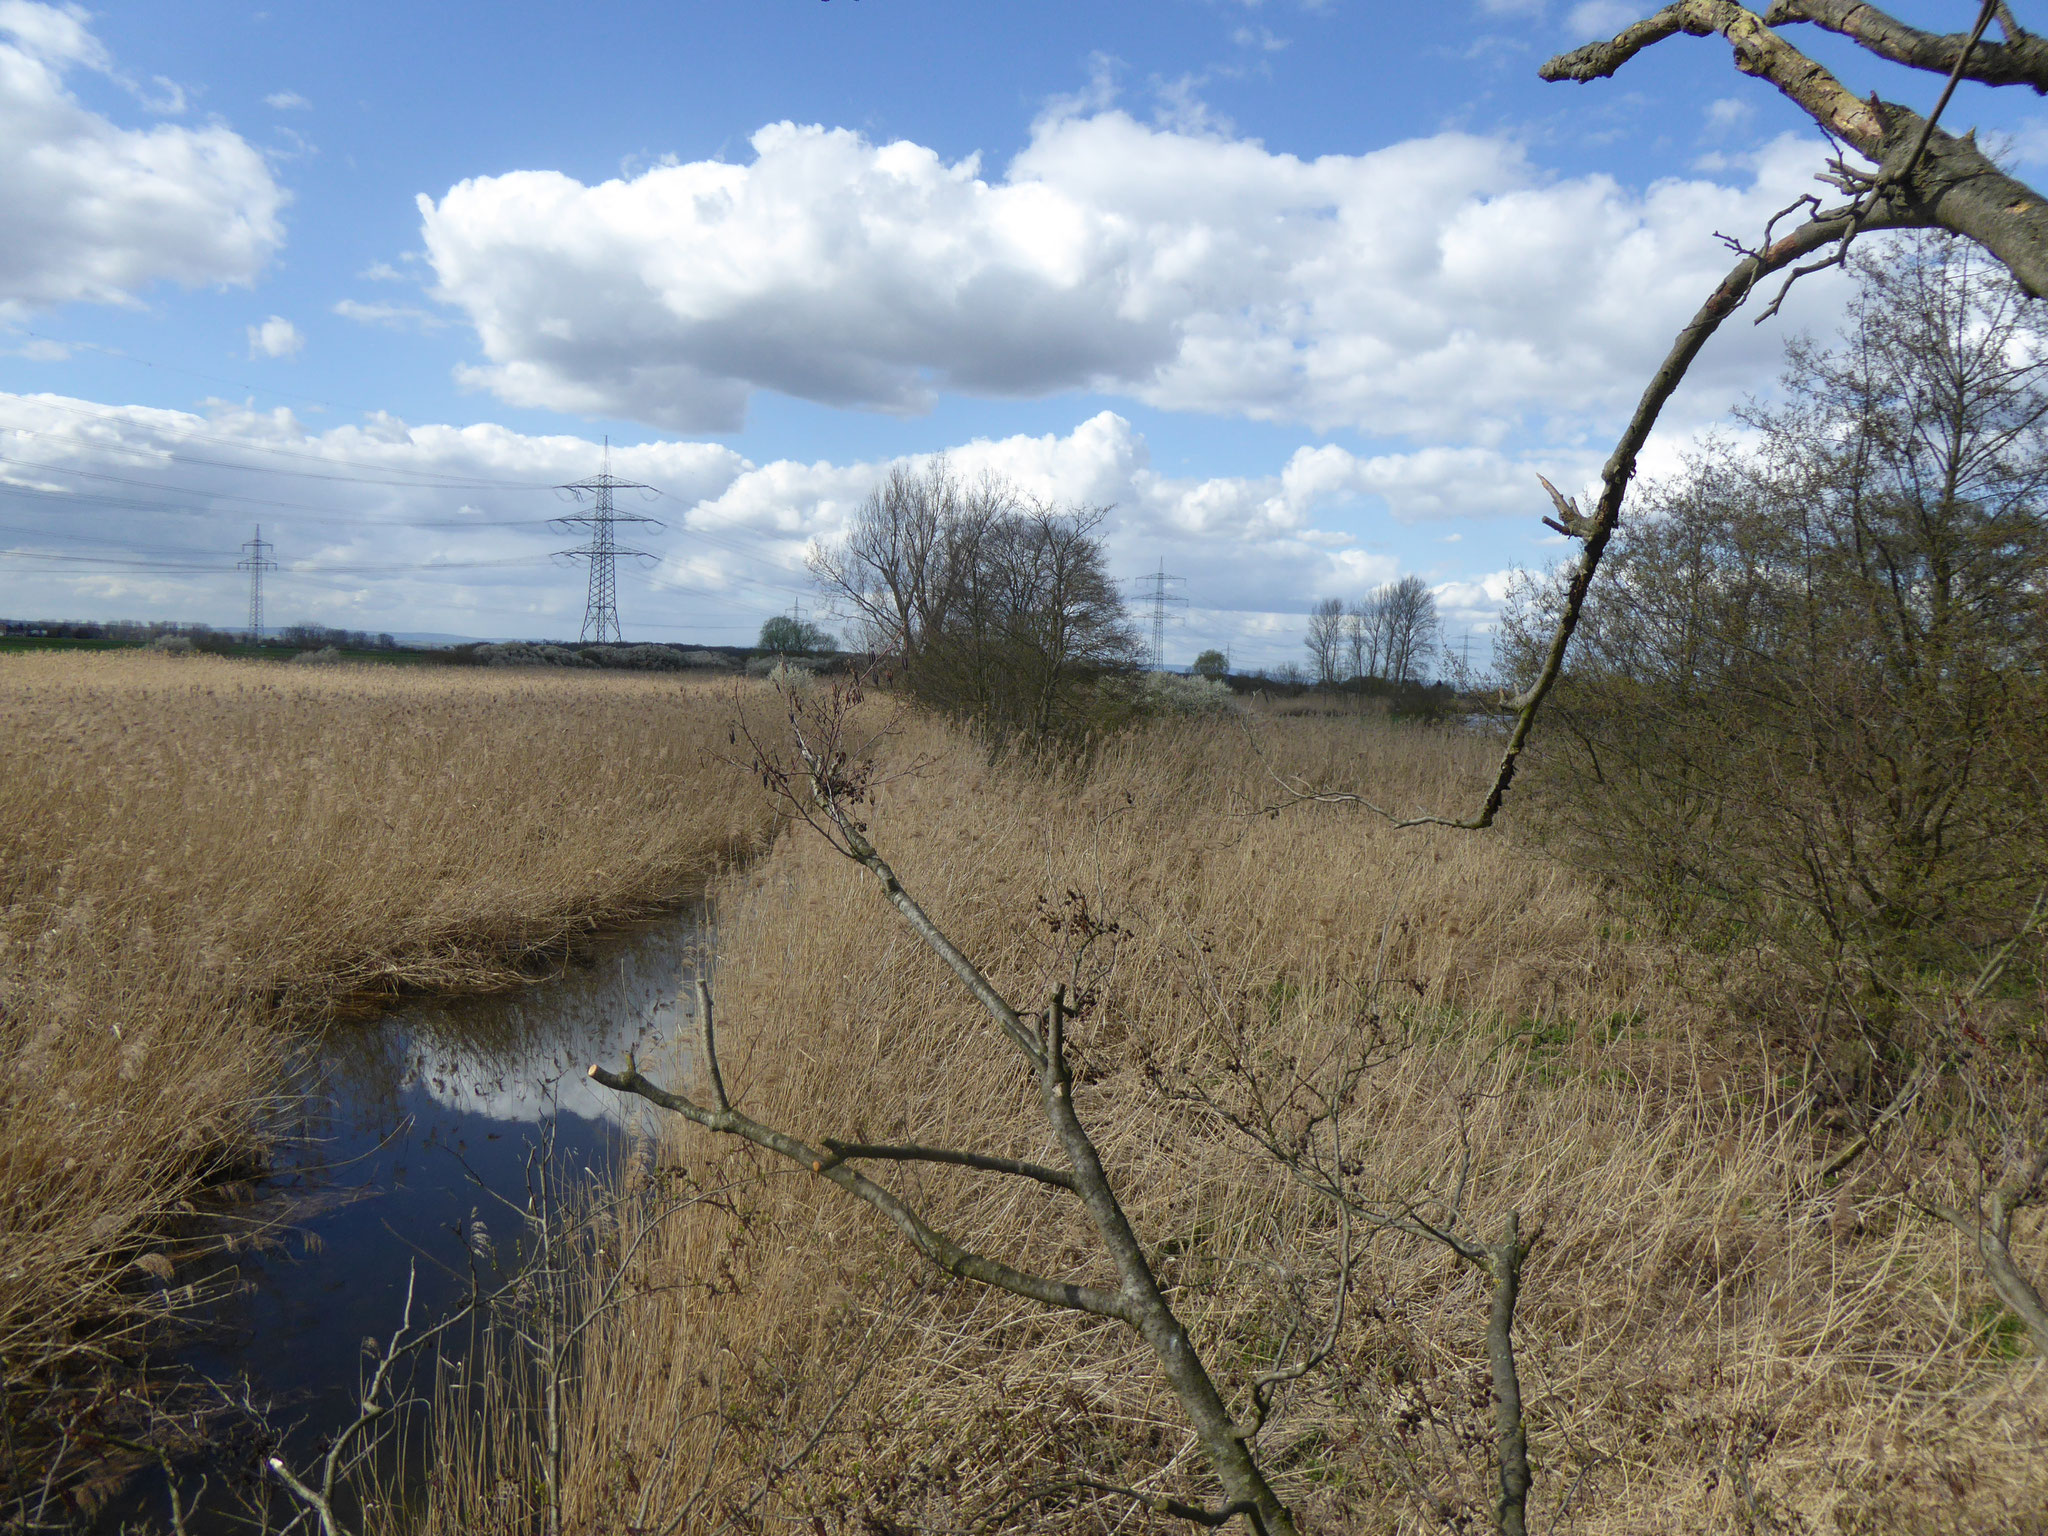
(0, 652), (769, 1398)
(429, 704), (2047, 1535)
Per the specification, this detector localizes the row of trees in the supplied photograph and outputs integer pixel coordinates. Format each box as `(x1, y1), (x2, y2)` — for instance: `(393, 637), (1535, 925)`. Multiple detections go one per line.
(274, 624), (401, 651)
(808, 459), (1140, 740)
(1303, 575), (1440, 687)
(807, 459), (1459, 728)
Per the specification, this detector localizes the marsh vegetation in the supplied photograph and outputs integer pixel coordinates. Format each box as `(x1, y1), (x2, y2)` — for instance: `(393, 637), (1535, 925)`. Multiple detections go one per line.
(1, 620), (2040, 1534)
(394, 697), (2043, 1536)
(0, 655), (768, 1518)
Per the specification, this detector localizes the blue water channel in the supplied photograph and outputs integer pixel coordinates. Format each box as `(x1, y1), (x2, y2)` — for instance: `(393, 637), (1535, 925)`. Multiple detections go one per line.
(92, 907), (706, 1534)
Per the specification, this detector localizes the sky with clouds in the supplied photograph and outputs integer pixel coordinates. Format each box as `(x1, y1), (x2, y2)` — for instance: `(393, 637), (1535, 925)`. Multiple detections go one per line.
(1, 0), (2041, 666)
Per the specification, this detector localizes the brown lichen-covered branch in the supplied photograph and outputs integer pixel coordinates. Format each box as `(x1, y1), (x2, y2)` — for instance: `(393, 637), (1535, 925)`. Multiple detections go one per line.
(1544, 3), (2048, 297)
(1765, 0), (2048, 93)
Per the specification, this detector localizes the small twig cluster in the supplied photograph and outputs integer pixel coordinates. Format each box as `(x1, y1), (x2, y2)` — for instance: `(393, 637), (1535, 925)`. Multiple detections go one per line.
(1152, 927), (1545, 1536)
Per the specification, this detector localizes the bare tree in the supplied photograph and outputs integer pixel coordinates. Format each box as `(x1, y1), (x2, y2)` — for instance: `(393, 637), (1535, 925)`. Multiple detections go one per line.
(807, 457), (974, 673)
(1304, 597), (1345, 688)
(1353, 588), (1391, 681)
(997, 501), (1135, 737)
(1379, 576), (1439, 685)
(812, 466), (1138, 741)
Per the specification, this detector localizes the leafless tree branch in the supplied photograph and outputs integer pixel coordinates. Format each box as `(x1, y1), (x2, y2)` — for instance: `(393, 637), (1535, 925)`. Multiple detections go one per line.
(598, 674), (1305, 1533)
(1765, 0), (2048, 92)
(1544, 4), (2048, 297)
(590, 1054), (1129, 1319)
(814, 1137), (1081, 1193)
(1242, 193), (1925, 833)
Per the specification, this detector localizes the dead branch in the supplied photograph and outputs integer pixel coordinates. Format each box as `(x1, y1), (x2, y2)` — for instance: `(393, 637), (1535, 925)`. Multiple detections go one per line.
(264, 1262), (463, 1536)
(590, 1052), (1127, 1319)
(1244, 191), (1924, 832)
(1765, 0), (2048, 92)
(1544, 4), (2048, 297)
(1158, 954), (1542, 1535)
(597, 672), (1304, 1534)
(1915, 1144), (2048, 1357)
(814, 1137), (1081, 1192)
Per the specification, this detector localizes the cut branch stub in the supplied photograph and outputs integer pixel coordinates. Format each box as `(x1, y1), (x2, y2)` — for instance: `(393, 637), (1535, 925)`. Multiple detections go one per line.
(1537, 475), (1592, 540)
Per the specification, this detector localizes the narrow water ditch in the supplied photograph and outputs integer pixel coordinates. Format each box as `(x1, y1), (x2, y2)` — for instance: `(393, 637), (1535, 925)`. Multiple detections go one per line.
(92, 905), (708, 1534)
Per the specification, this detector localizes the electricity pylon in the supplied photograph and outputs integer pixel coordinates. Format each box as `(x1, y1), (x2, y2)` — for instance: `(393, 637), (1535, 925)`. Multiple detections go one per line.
(1133, 559), (1186, 672)
(238, 526), (277, 642)
(553, 443), (662, 644)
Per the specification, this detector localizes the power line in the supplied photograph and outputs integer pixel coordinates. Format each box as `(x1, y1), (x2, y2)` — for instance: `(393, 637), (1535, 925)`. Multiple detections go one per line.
(0, 406), (556, 489)
(0, 456), (563, 527)
(553, 442), (662, 644)
(237, 526), (277, 641)
(1132, 559), (1186, 672)
(13, 327), (418, 420)
(0, 546), (556, 575)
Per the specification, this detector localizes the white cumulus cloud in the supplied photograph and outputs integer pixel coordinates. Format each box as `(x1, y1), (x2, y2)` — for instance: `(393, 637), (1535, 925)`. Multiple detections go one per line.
(419, 110), (1845, 438)
(246, 315), (303, 358)
(0, 3), (285, 317)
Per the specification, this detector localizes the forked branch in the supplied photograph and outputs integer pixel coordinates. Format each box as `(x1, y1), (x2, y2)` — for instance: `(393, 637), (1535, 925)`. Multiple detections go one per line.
(1544, 4), (2048, 296)
(589, 1052), (1128, 1321)
(599, 673), (1304, 1534)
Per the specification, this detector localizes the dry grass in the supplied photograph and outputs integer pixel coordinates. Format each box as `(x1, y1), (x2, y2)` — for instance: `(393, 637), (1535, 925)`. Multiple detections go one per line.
(413, 702), (2048, 1535)
(0, 652), (770, 1414)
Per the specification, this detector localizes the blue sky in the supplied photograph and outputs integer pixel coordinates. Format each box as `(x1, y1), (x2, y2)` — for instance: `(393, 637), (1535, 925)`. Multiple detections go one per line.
(2, 0), (2042, 664)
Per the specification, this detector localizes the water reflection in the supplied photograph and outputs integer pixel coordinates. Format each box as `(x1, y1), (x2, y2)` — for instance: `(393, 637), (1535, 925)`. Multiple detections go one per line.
(98, 907), (705, 1533)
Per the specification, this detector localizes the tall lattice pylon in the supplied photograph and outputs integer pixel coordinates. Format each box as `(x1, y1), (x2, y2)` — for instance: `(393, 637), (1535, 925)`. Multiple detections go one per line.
(238, 526), (277, 641)
(553, 443), (662, 644)
(1133, 559), (1186, 672)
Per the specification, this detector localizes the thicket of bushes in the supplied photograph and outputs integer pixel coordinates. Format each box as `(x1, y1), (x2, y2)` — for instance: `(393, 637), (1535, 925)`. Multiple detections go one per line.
(1506, 233), (2048, 1071)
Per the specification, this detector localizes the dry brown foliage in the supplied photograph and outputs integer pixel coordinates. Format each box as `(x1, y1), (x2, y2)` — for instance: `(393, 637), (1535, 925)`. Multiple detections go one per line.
(0, 653), (769, 1425)
(420, 703), (2047, 1535)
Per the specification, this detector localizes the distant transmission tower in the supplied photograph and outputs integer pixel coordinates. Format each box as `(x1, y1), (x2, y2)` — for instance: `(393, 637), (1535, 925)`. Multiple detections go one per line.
(237, 526), (277, 641)
(1133, 559), (1186, 671)
(552, 442), (662, 644)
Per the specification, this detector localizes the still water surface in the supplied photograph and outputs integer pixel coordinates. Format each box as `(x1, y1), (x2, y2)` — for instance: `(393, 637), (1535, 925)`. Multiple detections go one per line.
(97, 907), (705, 1533)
